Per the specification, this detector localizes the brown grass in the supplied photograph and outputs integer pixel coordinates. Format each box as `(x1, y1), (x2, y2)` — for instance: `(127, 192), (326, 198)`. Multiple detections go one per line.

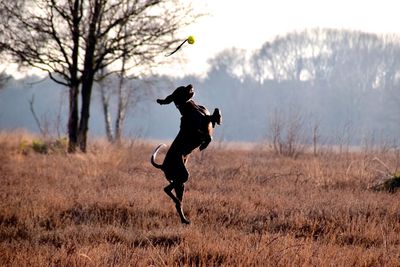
(0, 130), (399, 266)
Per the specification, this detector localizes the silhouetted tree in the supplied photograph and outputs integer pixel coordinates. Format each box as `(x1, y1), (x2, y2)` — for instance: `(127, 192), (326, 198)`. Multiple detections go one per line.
(0, 0), (197, 152)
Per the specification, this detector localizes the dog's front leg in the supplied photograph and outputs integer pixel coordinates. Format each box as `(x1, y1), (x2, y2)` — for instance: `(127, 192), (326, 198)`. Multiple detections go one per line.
(199, 138), (211, 151)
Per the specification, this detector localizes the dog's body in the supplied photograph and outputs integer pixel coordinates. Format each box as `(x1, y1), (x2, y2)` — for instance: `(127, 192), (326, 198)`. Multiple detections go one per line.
(151, 84), (221, 224)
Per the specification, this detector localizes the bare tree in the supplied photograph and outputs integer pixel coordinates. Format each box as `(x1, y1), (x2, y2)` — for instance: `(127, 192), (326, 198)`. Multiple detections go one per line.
(0, 0), (198, 152)
(268, 108), (306, 158)
(29, 95), (49, 138)
(97, 68), (151, 144)
(269, 108), (284, 155)
(114, 33), (129, 143)
(98, 70), (114, 142)
(312, 118), (320, 156)
(251, 31), (312, 82)
(28, 93), (66, 139)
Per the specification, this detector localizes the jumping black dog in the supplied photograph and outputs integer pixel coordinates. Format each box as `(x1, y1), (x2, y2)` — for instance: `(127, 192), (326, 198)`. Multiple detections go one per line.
(151, 84), (221, 224)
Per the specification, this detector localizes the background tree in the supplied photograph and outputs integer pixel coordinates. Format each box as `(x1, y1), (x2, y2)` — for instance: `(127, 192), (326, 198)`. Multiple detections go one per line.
(0, 0), (198, 152)
(0, 70), (9, 90)
(97, 69), (149, 144)
(250, 29), (400, 144)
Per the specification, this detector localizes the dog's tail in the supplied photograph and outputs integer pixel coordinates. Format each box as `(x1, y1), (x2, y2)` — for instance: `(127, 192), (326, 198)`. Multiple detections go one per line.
(151, 144), (166, 169)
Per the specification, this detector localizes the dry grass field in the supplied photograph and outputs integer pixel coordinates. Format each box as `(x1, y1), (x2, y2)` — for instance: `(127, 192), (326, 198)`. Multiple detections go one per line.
(1, 131), (399, 266)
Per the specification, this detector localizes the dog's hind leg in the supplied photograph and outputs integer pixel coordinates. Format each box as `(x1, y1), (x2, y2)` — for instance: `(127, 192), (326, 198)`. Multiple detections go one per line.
(175, 183), (185, 202)
(164, 183), (180, 205)
(164, 183), (190, 224)
(174, 183), (190, 223)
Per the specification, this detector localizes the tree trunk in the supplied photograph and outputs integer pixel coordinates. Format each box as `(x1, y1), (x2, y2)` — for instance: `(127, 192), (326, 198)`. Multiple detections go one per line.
(67, 0), (81, 153)
(114, 84), (127, 143)
(68, 84), (79, 152)
(313, 122), (319, 156)
(77, 0), (101, 152)
(99, 82), (114, 142)
(115, 71), (127, 143)
(114, 26), (129, 144)
(78, 74), (94, 152)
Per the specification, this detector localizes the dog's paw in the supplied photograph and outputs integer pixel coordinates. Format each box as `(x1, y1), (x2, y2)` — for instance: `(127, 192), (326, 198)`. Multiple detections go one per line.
(199, 135), (211, 151)
(199, 144), (207, 151)
(181, 218), (191, 225)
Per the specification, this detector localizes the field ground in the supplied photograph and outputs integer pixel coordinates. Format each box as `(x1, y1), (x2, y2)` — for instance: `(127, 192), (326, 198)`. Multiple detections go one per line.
(0, 131), (399, 266)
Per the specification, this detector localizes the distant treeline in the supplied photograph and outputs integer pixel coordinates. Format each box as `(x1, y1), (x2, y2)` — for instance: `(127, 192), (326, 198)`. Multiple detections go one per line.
(1, 29), (399, 148)
(172, 28), (400, 147)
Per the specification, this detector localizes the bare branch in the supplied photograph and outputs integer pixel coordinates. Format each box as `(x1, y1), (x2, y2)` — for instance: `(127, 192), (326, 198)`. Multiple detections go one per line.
(29, 94), (47, 137)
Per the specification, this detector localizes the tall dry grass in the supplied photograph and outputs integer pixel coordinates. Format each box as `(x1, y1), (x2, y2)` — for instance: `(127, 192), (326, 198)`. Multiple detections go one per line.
(0, 130), (399, 266)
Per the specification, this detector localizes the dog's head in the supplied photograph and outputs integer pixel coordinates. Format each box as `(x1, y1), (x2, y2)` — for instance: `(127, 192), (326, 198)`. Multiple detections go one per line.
(157, 84), (194, 108)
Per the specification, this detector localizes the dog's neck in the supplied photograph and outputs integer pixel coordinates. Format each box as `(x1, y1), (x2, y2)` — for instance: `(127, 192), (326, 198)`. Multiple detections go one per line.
(176, 99), (195, 115)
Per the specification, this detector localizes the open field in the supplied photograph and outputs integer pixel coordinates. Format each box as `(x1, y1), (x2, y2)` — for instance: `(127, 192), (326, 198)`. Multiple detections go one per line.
(0, 131), (399, 266)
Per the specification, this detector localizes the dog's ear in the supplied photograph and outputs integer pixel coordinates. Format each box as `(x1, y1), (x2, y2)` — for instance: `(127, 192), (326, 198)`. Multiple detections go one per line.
(157, 94), (174, 105)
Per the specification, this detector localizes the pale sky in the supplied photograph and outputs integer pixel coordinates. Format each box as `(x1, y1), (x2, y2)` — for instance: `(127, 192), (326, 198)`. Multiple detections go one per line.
(5, 0), (400, 78)
(168, 0), (400, 76)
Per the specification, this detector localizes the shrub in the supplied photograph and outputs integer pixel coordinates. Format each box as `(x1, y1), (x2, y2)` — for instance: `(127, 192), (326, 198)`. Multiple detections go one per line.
(32, 139), (48, 154)
(18, 140), (30, 155)
(372, 172), (400, 193)
(382, 174), (400, 193)
(51, 137), (68, 152)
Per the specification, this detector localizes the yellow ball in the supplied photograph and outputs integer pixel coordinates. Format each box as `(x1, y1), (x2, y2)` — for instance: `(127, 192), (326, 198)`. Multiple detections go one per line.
(187, 35), (195, 44)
